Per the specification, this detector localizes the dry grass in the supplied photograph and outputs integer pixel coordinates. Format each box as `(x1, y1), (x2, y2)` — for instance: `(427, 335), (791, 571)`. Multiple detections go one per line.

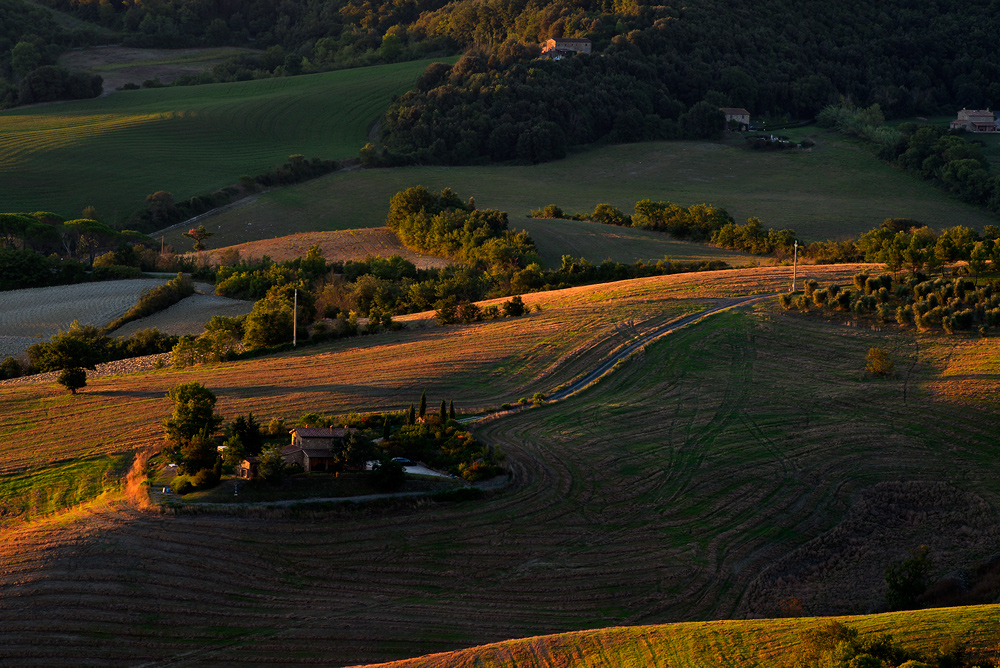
(355, 606), (1000, 668)
(186, 228), (451, 270)
(1, 264), (998, 666)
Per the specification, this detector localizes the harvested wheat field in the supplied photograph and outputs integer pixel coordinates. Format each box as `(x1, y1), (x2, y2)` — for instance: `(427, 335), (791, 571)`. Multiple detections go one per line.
(2, 264), (999, 666)
(0, 278), (170, 357)
(111, 290), (253, 337)
(186, 228), (451, 269)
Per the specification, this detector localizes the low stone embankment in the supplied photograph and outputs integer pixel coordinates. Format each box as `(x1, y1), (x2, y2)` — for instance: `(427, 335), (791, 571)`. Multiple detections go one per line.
(0, 353), (171, 387)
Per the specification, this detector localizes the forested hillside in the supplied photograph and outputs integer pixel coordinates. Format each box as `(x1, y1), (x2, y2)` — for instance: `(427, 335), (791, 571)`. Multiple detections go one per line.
(24, 0), (1000, 115)
(371, 0), (1000, 163)
(0, 0), (105, 107)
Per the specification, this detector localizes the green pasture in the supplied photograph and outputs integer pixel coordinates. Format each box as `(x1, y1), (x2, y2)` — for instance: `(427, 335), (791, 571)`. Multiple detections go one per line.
(516, 217), (753, 267)
(0, 58), (447, 221)
(182, 132), (998, 254)
(0, 453), (131, 524)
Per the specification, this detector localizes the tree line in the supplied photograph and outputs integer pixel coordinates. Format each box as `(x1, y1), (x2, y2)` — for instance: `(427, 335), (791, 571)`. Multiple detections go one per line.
(780, 271), (1000, 336)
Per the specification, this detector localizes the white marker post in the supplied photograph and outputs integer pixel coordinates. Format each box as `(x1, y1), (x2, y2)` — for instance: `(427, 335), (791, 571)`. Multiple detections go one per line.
(792, 240), (798, 292)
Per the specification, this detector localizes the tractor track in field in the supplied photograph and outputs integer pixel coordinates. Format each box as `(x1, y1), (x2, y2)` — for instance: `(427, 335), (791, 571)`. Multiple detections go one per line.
(467, 293), (775, 424)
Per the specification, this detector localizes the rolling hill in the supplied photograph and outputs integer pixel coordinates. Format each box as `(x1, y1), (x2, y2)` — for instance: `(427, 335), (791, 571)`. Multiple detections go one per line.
(2, 265), (999, 665)
(170, 132), (999, 259)
(0, 57), (447, 221)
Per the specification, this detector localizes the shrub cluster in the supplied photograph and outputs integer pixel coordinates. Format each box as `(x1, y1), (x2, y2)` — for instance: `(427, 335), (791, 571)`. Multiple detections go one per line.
(820, 104), (1000, 215)
(26, 322), (179, 372)
(434, 295), (528, 325)
(387, 186), (537, 270)
(104, 273), (195, 332)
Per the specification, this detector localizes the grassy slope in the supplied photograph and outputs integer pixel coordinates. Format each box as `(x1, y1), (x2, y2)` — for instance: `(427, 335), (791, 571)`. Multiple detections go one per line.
(0, 58), (445, 220)
(3, 265), (1000, 665)
(176, 131), (998, 255)
(360, 606), (1000, 668)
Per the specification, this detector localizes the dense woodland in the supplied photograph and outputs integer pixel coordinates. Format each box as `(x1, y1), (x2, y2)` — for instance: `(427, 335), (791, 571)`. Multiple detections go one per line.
(5, 0), (1000, 128)
(0, 0), (104, 107)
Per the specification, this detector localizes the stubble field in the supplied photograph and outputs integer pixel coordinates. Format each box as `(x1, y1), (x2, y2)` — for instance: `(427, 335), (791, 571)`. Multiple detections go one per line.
(4, 264), (1000, 666)
(0, 278), (169, 358)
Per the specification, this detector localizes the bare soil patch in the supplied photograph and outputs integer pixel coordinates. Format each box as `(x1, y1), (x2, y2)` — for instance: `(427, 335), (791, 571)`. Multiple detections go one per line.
(59, 46), (256, 92)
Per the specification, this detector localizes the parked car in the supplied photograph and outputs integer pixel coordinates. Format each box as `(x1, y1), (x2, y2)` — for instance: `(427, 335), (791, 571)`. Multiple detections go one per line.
(392, 457), (415, 466)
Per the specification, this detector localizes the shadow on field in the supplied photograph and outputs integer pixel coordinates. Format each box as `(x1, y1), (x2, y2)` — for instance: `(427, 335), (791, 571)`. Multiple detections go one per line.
(89, 389), (165, 399)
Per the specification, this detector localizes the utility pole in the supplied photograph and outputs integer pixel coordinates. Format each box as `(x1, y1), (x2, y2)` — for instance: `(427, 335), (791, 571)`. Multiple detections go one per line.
(792, 240), (798, 292)
(293, 288), (298, 347)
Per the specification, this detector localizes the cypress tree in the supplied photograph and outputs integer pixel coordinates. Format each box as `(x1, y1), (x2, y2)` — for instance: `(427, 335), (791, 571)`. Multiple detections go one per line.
(407, 403), (415, 424)
(449, 400), (455, 420)
(382, 418), (390, 440)
(418, 390), (427, 418)
(439, 399), (447, 422)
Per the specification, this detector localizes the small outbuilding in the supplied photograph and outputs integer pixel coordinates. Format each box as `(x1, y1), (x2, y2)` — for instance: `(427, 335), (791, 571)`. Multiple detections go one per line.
(237, 456), (259, 480)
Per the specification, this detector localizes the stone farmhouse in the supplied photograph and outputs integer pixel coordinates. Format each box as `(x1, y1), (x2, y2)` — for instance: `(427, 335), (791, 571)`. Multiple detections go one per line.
(540, 37), (592, 59)
(282, 426), (355, 472)
(721, 107), (751, 131)
(950, 109), (998, 133)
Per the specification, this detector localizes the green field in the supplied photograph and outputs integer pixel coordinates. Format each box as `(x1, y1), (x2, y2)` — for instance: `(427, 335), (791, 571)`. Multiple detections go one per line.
(518, 217), (753, 267)
(177, 132), (999, 254)
(0, 58), (448, 221)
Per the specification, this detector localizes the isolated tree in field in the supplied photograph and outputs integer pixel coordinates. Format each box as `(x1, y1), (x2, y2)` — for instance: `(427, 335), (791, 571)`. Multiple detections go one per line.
(57, 367), (87, 394)
(866, 347), (894, 377)
(163, 382), (223, 466)
(183, 224), (214, 251)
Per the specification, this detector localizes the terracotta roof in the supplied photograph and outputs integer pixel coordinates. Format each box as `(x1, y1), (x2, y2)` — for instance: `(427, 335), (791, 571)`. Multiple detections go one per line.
(290, 427), (352, 438)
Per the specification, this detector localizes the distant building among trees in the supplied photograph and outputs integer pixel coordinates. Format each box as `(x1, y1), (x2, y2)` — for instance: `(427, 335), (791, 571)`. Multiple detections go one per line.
(949, 108), (997, 133)
(721, 107), (751, 131)
(540, 38), (592, 59)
